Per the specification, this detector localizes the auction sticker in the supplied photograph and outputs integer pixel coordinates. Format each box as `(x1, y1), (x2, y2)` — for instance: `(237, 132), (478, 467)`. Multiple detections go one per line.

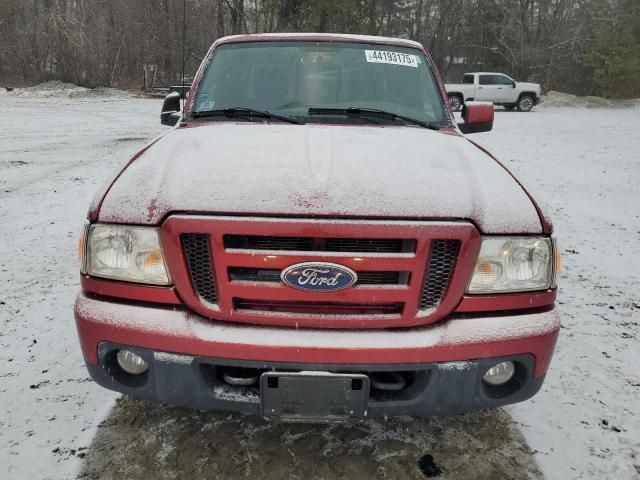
(365, 50), (418, 67)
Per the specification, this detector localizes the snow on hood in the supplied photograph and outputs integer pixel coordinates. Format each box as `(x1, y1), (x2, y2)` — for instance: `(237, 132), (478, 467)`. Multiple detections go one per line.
(98, 123), (542, 233)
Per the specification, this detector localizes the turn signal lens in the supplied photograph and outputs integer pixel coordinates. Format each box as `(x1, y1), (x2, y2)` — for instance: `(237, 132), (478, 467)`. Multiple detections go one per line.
(78, 224), (89, 274)
(473, 260), (503, 285)
(552, 239), (561, 288)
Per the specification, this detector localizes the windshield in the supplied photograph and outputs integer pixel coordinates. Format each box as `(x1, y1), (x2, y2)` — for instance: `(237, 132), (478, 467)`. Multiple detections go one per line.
(191, 41), (449, 126)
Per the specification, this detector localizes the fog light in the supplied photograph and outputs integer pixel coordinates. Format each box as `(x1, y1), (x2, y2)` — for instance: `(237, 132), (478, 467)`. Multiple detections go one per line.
(482, 361), (515, 386)
(116, 350), (148, 375)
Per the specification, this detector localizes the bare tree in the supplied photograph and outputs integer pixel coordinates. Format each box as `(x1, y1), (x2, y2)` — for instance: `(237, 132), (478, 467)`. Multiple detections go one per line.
(0, 0), (637, 97)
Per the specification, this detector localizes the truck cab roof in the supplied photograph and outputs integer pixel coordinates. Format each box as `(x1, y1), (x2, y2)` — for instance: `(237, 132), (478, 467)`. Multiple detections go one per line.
(214, 33), (425, 50)
(465, 72), (512, 76)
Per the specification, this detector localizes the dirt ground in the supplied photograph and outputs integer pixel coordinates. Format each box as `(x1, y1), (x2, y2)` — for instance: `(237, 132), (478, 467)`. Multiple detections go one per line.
(77, 397), (540, 480)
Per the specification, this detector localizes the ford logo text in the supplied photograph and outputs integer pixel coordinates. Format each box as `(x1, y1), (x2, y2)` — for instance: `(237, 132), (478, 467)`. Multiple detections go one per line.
(281, 262), (358, 292)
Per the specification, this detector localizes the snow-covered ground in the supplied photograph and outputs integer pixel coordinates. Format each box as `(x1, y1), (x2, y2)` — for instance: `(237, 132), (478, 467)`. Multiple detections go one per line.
(0, 94), (164, 479)
(0, 93), (638, 479)
(474, 107), (640, 479)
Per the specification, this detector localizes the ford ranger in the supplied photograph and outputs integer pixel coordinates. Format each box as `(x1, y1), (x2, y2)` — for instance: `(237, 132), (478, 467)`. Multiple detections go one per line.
(446, 72), (542, 112)
(75, 34), (560, 421)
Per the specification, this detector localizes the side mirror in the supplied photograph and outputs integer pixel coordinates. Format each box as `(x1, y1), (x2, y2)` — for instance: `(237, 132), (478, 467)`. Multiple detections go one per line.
(458, 102), (494, 134)
(511, 80), (516, 88)
(160, 91), (181, 126)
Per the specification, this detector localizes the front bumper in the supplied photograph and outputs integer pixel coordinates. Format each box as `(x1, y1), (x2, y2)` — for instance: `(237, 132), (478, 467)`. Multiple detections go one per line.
(88, 343), (545, 418)
(75, 293), (559, 417)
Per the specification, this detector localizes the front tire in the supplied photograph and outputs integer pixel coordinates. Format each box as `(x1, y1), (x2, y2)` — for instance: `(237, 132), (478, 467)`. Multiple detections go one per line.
(448, 94), (462, 112)
(517, 95), (534, 112)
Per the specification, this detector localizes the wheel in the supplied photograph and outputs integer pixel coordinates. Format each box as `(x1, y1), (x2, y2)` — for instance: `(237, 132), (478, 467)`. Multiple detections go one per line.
(517, 95), (534, 112)
(448, 95), (462, 112)
(504, 105), (516, 111)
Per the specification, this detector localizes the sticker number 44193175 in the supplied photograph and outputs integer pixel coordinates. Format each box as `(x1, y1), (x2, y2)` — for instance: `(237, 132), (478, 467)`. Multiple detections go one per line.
(365, 50), (419, 67)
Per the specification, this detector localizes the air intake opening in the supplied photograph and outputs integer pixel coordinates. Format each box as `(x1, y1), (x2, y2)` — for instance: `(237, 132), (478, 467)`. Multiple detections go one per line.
(181, 233), (218, 305)
(228, 267), (409, 285)
(419, 239), (460, 310)
(224, 235), (416, 253)
(234, 299), (404, 316)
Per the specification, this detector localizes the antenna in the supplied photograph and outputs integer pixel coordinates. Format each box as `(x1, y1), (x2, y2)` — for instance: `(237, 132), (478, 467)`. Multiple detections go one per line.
(181, 0), (186, 111)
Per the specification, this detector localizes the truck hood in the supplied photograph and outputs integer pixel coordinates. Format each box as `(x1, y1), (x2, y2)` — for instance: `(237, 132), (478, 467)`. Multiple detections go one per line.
(98, 123), (542, 233)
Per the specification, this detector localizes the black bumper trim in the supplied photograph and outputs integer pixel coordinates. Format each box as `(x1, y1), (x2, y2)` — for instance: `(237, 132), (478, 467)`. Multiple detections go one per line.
(87, 342), (546, 418)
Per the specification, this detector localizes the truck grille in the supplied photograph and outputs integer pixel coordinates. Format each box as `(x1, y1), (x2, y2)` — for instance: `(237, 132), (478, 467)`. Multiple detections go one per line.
(169, 217), (477, 329)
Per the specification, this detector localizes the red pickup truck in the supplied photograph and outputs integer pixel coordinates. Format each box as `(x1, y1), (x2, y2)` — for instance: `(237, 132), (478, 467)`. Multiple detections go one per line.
(75, 33), (560, 421)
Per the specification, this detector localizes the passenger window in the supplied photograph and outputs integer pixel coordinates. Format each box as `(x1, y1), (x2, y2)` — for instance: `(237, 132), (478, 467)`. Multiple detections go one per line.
(479, 75), (493, 85)
(494, 75), (513, 86)
(462, 74), (474, 84)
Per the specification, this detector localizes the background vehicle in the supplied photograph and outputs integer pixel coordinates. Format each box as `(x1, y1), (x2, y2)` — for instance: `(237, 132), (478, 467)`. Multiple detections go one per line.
(446, 72), (542, 112)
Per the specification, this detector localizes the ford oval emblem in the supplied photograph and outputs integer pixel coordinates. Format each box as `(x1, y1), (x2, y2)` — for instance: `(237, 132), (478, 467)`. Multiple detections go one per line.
(281, 262), (358, 292)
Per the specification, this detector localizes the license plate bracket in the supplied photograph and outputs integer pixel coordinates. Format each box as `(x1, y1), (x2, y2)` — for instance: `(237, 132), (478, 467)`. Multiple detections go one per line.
(260, 371), (370, 422)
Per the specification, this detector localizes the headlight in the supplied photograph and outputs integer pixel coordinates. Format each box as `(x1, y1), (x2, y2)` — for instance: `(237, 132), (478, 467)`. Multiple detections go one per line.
(467, 236), (553, 293)
(85, 224), (170, 285)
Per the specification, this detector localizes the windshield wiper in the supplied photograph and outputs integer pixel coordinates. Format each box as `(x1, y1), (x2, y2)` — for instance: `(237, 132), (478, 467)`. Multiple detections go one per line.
(192, 107), (303, 125)
(308, 107), (441, 130)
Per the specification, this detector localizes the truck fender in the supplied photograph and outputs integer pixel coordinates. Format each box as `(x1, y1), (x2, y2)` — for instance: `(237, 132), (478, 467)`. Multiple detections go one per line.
(517, 91), (537, 101)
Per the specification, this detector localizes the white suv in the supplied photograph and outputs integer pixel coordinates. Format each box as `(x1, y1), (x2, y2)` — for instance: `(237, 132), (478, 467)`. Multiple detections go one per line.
(445, 72), (542, 112)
